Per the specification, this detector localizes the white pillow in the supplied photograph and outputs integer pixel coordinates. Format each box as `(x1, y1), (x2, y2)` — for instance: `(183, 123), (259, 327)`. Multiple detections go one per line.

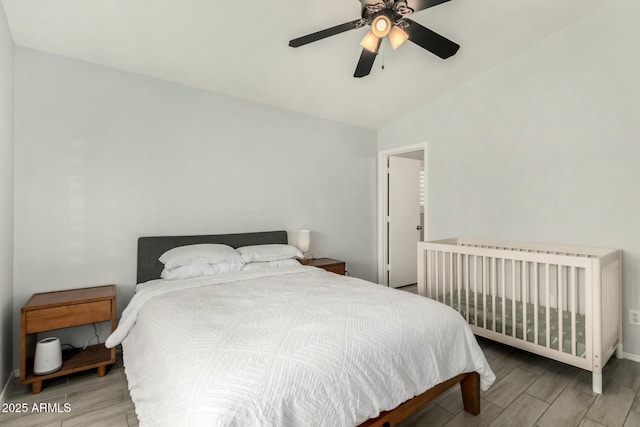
(236, 244), (303, 263)
(161, 263), (243, 280)
(241, 259), (301, 271)
(159, 244), (244, 269)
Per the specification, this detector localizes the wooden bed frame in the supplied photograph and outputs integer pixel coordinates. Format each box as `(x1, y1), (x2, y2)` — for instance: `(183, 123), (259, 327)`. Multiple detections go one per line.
(360, 372), (480, 427)
(136, 230), (482, 426)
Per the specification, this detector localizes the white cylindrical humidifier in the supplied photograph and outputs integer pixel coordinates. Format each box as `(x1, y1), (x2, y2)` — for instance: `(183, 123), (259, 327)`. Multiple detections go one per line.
(33, 337), (62, 375)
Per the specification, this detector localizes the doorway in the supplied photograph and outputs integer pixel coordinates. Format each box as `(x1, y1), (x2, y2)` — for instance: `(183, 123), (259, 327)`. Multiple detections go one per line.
(377, 144), (426, 288)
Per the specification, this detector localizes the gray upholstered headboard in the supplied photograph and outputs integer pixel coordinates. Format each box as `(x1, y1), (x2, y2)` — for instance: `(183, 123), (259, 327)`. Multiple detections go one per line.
(137, 230), (288, 284)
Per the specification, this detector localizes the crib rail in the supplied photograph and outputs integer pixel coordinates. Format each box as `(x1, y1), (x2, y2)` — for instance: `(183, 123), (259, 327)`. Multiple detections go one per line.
(429, 238), (615, 258)
(418, 239), (621, 377)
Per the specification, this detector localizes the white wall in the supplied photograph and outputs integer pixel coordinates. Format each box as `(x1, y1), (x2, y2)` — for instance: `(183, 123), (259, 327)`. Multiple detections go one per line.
(0, 4), (14, 390)
(379, 0), (640, 355)
(13, 48), (377, 366)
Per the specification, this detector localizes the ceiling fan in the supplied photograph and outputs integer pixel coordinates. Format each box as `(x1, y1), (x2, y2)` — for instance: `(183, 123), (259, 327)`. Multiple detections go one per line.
(289, 0), (460, 78)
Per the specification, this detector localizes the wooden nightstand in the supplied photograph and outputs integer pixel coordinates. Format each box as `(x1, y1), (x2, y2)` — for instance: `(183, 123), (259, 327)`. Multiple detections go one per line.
(305, 258), (346, 275)
(20, 285), (116, 394)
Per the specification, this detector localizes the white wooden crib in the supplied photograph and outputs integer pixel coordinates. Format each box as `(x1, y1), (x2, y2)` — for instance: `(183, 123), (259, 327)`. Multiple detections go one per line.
(417, 238), (622, 394)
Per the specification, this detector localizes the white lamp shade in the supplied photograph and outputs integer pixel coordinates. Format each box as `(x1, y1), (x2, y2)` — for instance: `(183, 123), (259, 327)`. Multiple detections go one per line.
(298, 230), (311, 253)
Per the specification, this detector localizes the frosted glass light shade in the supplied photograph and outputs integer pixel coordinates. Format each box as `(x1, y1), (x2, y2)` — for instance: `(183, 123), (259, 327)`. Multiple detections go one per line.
(389, 26), (409, 49)
(360, 31), (380, 53)
(298, 230), (311, 253)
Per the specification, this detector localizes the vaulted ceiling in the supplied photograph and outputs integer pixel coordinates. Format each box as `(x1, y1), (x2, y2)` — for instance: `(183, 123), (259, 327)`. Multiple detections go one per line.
(1, 0), (612, 129)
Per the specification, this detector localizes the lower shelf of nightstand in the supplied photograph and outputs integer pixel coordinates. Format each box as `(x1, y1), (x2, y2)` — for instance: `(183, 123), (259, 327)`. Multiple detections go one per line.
(22, 344), (114, 384)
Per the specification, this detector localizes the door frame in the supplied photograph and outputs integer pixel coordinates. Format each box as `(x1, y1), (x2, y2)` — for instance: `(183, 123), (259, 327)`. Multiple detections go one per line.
(377, 143), (428, 286)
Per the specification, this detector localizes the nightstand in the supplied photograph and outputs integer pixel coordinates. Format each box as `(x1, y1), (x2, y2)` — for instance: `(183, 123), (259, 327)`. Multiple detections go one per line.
(20, 285), (116, 394)
(305, 258), (346, 275)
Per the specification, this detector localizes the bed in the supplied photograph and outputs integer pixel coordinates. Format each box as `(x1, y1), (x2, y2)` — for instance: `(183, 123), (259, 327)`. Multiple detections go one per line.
(106, 231), (495, 426)
(418, 238), (622, 394)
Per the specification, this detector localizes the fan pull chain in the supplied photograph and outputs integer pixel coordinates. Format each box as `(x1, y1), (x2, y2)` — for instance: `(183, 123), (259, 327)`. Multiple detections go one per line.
(381, 43), (385, 70)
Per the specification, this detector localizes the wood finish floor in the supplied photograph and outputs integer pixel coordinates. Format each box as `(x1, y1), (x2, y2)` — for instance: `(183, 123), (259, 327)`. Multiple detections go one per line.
(1, 354), (136, 427)
(3, 320), (640, 426)
(400, 337), (640, 427)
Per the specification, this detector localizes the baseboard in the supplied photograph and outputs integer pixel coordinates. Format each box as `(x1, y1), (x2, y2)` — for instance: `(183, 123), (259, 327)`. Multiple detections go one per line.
(0, 369), (13, 404)
(623, 352), (640, 363)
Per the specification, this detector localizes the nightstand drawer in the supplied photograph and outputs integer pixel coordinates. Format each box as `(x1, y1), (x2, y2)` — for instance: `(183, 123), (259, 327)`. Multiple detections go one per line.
(25, 300), (111, 333)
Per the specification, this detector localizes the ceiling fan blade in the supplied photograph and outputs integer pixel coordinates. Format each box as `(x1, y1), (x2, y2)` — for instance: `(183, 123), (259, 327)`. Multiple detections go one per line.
(354, 40), (382, 78)
(405, 0), (452, 14)
(403, 19), (459, 59)
(289, 19), (363, 47)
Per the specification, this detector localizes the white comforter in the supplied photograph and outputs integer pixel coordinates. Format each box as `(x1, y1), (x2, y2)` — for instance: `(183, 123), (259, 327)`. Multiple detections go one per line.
(106, 266), (495, 427)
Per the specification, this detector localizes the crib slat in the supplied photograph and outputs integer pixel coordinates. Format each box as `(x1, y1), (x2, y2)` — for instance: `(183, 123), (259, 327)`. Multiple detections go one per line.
(546, 263), (551, 349)
(571, 266), (577, 356)
(511, 259), (516, 338)
(440, 251), (444, 303)
(457, 253), (462, 314)
(443, 252), (447, 304)
(558, 265), (564, 354)
(444, 252), (448, 305)
(474, 255), (478, 327)
(466, 254), (470, 323)
(534, 262), (539, 345)
(483, 256), (487, 329)
(501, 259), (506, 336)
(492, 257), (497, 332)
(449, 252), (454, 307)
(523, 261), (528, 343)
(427, 250), (432, 299)
(435, 251), (440, 302)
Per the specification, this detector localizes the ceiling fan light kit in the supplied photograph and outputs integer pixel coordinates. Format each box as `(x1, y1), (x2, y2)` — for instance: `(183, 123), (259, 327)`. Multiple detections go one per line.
(389, 26), (409, 49)
(289, 0), (460, 78)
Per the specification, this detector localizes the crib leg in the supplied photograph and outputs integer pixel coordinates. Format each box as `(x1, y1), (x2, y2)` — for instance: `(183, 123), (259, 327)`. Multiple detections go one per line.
(616, 343), (624, 359)
(592, 373), (603, 394)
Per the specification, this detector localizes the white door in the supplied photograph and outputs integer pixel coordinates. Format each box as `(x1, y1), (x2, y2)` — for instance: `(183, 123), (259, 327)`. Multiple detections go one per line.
(388, 156), (421, 288)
